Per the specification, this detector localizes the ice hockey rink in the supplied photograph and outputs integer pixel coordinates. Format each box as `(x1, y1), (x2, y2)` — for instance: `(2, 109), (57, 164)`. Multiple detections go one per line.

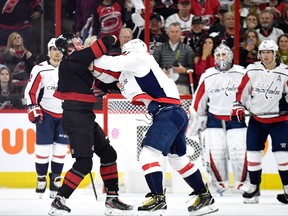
(0, 188), (287, 216)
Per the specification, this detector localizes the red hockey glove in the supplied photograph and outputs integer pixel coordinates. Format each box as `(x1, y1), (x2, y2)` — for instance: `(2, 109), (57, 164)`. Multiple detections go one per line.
(231, 101), (245, 122)
(27, 104), (43, 124)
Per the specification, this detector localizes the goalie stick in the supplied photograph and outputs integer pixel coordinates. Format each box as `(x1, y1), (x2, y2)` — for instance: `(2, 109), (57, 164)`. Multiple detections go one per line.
(188, 70), (212, 183)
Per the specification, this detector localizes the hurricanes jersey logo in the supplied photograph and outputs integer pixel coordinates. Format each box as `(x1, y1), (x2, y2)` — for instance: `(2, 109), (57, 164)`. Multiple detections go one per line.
(2, 0), (19, 14)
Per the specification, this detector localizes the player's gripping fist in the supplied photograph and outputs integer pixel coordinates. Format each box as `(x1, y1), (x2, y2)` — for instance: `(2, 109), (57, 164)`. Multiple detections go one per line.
(231, 101), (245, 122)
(27, 104), (43, 124)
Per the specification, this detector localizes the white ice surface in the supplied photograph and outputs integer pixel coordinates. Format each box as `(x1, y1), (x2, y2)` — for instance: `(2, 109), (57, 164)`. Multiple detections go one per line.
(0, 188), (287, 216)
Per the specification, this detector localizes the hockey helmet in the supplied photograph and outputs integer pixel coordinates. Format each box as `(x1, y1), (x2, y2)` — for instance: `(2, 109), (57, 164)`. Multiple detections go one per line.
(258, 40), (278, 59)
(55, 33), (76, 56)
(122, 39), (147, 54)
(214, 41), (233, 71)
(47, 38), (56, 57)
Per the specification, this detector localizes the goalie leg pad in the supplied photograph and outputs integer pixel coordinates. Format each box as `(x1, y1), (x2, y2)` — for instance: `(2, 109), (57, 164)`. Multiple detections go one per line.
(226, 128), (248, 186)
(139, 146), (162, 175)
(205, 128), (229, 184)
(168, 153), (198, 178)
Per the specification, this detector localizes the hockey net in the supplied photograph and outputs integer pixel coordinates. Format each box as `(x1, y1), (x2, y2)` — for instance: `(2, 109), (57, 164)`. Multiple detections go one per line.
(102, 94), (201, 193)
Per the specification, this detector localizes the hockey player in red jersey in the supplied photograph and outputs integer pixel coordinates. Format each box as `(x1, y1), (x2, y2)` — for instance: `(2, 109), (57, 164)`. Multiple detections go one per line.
(231, 40), (288, 204)
(93, 39), (218, 216)
(48, 33), (133, 216)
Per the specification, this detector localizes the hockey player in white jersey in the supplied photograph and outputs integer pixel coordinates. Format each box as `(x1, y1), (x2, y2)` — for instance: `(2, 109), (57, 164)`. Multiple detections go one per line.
(231, 40), (288, 204)
(187, 42), (248, 194)
(24, 38), (69, 199)
(93, 39), (218, 216)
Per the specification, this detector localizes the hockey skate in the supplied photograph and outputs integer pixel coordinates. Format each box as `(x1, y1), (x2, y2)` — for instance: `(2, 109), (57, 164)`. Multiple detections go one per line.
(105, 191), (134, 215)
(48, 195), (71, 216)
(49, 173), (62, 199)
(277, 185), (288, 204)
(138, 192), (167, 215)
(242, 184), (260, 204)
(36, 175), (47, 199)
(188, 187), (218, 216)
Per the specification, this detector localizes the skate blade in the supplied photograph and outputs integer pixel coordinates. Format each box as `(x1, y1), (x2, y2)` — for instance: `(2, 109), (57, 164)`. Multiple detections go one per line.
(36, 192), (44, 199)
(137, 209), (167, 216)
(243, 197), (259, 204)
(105, 208), (135, 216)
(50, 191), (57, 199)
(48, 207), (70, 216)
(189, 204), (219, 216)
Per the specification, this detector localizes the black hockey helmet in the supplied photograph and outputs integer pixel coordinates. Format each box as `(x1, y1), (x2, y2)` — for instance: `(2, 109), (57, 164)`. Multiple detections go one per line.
(55, 32), (76, 56)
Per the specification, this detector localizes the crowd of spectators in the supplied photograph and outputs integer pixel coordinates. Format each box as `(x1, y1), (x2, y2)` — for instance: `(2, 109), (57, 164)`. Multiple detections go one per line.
(1, 0), (288, 110)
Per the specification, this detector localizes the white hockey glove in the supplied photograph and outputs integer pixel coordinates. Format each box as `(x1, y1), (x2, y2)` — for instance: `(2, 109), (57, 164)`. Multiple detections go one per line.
(186, 106), (207, 137)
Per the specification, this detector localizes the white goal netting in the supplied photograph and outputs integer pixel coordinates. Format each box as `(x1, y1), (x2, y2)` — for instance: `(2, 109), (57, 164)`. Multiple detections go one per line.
(102, 94), (201, 193)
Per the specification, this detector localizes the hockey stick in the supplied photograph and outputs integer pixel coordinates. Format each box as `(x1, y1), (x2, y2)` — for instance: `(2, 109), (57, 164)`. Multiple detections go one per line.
(89, 172), (98, 201)
(188, 70), (212, 183)
(244, 110), (288, 117)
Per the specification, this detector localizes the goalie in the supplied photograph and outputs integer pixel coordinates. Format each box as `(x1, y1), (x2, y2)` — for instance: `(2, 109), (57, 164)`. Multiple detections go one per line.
(187, 42), (248, 194)
(93, 39), (218, 216)
(231, 40), (288, 204)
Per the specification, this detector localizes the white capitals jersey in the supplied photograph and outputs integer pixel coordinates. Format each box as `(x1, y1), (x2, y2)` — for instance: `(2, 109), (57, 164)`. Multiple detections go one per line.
(24, 61), (63, 117)
(192, 65), (246, 120)
(93, 52), (181, 107)
(236, 61), (288, 122)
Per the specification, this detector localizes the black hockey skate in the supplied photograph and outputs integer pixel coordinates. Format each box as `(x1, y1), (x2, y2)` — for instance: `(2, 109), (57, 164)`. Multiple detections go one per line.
(188, 187), (218, 216)
(48, 195), (71, 216)
(105, 191), (133, 215)
(243, 184), (260, 204)
(36, 175), (47, 199)
(138, 192), (167, 214)
(49, 173), (62, 199)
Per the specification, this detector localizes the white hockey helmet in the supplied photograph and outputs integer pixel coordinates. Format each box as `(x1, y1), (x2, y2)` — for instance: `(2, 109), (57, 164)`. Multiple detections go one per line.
(258, 40), (278, 59)
(122, 39), (147, 54)
(47, 38), (56, 57)
(214, 41), (233, 71)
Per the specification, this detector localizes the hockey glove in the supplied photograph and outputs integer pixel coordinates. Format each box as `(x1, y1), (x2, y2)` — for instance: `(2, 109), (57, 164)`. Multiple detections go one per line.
(186, 106), (207, 137)
(231, 101), (245, 122)
(27, 104), (43, 124)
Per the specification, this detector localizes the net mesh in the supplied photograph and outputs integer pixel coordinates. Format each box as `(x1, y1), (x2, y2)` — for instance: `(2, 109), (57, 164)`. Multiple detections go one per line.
(104, 94), (200, 161)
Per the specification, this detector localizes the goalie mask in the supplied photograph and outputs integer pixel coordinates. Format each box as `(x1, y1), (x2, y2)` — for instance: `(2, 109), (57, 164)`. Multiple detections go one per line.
(55, 32), (76, 56)
(122, 39), (147, 54)
(214, 42), (233, 71)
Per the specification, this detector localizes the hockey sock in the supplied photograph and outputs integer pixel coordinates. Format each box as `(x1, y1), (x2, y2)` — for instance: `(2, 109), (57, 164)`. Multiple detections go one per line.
(51, 161), (64, 176)
(58, 168), (84, 199)
(144, 171), (163, 194)
(36, 163), (49, 176)
(183, 169), (205, 194)
(100, 162), (119, 192)
(249, 170), (262, 185)
(279, 170), (288, 185)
